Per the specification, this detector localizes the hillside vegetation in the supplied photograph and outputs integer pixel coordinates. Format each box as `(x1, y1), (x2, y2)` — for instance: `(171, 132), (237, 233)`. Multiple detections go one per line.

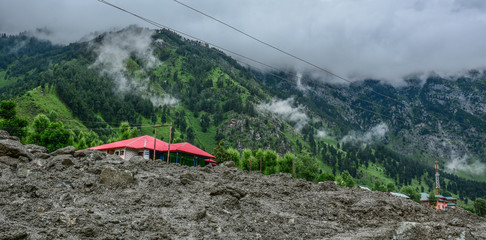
(1, 26), (486, 213)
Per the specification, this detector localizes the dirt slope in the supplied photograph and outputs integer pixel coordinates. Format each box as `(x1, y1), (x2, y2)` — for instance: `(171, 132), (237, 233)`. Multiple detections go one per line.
(0, 131), (485, 239)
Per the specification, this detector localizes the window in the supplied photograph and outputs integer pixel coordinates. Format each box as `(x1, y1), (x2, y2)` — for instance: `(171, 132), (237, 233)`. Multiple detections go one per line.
(115, 151), (119, 156)
(120, 150), (124, 156)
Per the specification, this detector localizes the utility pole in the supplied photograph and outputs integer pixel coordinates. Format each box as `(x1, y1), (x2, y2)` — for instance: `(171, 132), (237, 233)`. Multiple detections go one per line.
(152, 123), (172, 162)
(435, 158), (440, 195)
(292, 155), (296, 178)
(153, 123), (157, 161)
(166, 122), (172, 164)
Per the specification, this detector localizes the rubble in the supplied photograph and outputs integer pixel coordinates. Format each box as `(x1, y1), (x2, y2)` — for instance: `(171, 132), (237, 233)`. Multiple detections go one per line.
(0, 131), (485, 239)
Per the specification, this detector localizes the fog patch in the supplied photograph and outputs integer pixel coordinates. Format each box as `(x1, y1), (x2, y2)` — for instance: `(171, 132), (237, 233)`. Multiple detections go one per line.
(257, 98), (309, 131)
(148, 95), (179, 107)
(341, 122), (389, 144)
(445, 153), (486, 176)
(90, 25), (160, 93)
(295, 72), (310, 92)
(316, 128), (329, 139)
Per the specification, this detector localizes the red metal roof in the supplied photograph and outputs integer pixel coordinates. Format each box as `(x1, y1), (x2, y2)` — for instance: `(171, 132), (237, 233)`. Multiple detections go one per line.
(170, 142), (215, 158)
(88, 135), (169, 152)
(86, 135), (215, 158)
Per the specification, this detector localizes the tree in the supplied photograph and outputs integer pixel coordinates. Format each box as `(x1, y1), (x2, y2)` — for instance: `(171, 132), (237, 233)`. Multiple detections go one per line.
(400, 186), (420, 203)
(386, 182), (396, 192)
(262, 149), (278, 175)
(48, 110), (58, 122)
(200, 113), (210, 132)
(226, 148), (240, 167)
(40, 122), (73, 152)
(428, 192), (438, 209)
(28, 114), (51, 144)
(0, 100), (28, 140)
(118, 122), (139, 140)
(337, 171), (355, 188)
(278, 153), (294, 174)
(372, 180), (387, 192)
(296, 149), (319, 181)
(316, 172), (335, 182)
(186, 127), (195, 143)
(240, 148), (258, 171)
(213, 140), (231, 164)
(475, 198), (486, 217)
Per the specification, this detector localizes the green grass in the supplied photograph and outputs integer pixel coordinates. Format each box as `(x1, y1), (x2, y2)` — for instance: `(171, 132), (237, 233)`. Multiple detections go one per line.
(15, 86), (87, 130)
(357, 163), (395, 188)
(186, 113), (217, 153)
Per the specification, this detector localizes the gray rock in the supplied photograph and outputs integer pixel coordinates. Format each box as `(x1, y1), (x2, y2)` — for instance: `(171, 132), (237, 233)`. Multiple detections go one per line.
(0, 139), (34, 160)
(25, 144), (47, 154)
(0, 156), (20, 167)
(49, 146), (75, 156)
(99, 166), (134, 187)
(222, 161), (235, 168)
(180, 178), (191, 185)
(0, 130), (20, 141)
(74, 149), (104, 159)
(34, 152), (50, 159)
(61, 158), (74, 166)
(51, 154), (76, 167)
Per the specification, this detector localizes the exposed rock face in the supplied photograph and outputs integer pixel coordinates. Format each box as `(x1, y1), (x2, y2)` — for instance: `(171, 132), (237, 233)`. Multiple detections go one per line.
(0, 132), (485, 239)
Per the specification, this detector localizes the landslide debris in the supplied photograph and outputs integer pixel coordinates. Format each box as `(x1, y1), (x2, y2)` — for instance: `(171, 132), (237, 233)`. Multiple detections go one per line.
(0, 131), (485, 239)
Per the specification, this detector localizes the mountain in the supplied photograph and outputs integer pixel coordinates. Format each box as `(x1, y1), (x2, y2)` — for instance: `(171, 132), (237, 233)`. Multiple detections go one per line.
(1, 26), (486, 206)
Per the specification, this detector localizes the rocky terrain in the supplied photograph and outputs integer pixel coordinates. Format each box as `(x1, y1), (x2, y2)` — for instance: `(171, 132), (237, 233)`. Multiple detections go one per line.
(1, 130), (485, 239)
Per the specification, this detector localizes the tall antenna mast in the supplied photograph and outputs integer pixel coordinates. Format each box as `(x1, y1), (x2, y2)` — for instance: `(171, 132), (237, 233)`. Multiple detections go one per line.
(435, 158), (440, 195)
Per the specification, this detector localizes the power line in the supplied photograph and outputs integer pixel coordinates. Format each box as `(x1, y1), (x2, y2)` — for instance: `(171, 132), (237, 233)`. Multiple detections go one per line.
(172, 0), (403, 105)
(96, 0), (405, 124)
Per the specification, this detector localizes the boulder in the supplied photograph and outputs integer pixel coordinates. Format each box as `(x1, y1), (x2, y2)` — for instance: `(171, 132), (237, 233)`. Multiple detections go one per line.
(51, 154), (76, 167)
(74, 149), (104, 159)
(99, 166), (134, 187)
(0, 139), (34, 161)
(222, 161), (236, 168)
(0, 130), (20, 141)
(50, 146), (75, 156)
(25, 144), (47, 154)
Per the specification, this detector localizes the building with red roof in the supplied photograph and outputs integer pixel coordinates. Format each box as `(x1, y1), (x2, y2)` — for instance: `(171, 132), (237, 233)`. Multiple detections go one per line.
(85, 135), (215, 166)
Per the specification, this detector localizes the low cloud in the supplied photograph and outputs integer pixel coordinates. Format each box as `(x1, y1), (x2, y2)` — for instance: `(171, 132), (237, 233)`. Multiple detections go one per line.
(257, 98), (309, 131)
(445, 153), (486, 176)
(148, 95), (179, 107)
(90, 25), (160, 93)
(341, 122), (389, 144)
(316, 128), (329, 139)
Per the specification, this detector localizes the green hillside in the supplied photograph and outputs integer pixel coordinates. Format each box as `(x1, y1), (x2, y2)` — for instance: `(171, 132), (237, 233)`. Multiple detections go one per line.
(15, 86), (87, 130)
(1, 27), (486, 213)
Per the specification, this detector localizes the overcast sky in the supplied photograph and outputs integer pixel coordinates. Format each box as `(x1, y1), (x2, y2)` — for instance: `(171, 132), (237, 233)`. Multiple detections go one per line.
(1, 0), (486, 83)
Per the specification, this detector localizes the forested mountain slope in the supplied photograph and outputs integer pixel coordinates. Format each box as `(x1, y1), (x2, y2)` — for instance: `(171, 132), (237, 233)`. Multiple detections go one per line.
(1, 26), (486, 208)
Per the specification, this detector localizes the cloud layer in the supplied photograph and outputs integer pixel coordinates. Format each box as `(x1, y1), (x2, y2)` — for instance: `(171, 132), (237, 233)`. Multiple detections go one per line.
(341, 123), (389, 144)
(257, 98), (309, 131)
(445, 153), (486, 176)
(2, 0), (486, 83)
(90, 26), (178, 106)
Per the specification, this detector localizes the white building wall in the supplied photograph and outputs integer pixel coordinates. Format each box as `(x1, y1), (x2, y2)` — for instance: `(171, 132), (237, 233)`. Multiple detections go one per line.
(124, 149), (139, 160)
